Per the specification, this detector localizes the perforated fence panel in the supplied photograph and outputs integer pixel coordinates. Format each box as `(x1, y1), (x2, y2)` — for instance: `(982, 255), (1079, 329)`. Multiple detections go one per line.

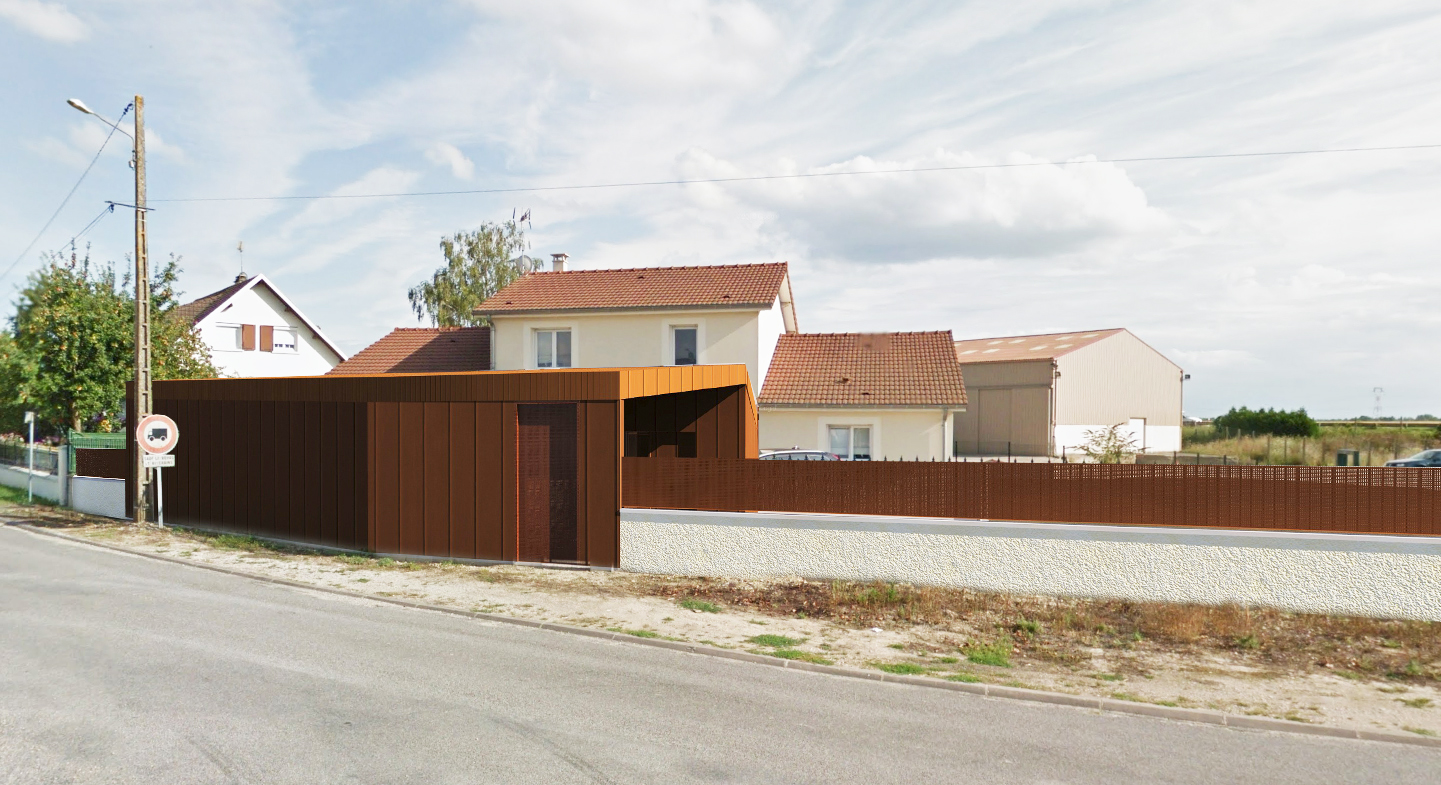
(622, 458), (1441, 535)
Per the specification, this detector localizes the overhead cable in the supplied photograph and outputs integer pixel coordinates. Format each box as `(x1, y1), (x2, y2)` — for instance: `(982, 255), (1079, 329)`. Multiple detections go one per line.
(2, 103), (132, 285)
(148, 142), (1441, 204)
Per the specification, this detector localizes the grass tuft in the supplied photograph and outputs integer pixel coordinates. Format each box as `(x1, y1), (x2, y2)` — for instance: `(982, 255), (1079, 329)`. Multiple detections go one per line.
(873, 662), (927, 676)
(679, 598), (721, 613)
(946, 673), (982, 683)
(1403, 726), (1437, 737)
(965, 640), (1013, 668)
(608, 627), (659, 639)
(1399, 697), (1433, 709)
(770, 649), (833, 665)
(748, 634), (803, 648)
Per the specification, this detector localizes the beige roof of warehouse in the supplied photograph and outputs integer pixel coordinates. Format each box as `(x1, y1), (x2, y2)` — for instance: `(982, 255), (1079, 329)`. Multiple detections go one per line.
(953, 329), (1125, 363)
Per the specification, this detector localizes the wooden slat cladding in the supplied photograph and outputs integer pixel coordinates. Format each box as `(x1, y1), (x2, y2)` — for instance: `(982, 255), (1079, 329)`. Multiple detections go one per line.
(154, 397), (369, 551)
(621, 458), (1441, 537)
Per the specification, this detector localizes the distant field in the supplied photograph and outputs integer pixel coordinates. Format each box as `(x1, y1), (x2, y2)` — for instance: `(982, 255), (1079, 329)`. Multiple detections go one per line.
(1183, 424), (1440, 466)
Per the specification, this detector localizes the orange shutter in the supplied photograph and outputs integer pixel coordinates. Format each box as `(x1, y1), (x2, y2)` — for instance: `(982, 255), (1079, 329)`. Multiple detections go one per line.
(241, 324), (256, 351)
(259, 325), (274, 352)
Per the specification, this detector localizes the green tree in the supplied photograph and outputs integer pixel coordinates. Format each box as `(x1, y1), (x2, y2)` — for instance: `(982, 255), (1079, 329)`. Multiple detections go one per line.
(1213, 406), (1318, 438)
(407, 219), (537, 327)
(0, 249), (218, 436)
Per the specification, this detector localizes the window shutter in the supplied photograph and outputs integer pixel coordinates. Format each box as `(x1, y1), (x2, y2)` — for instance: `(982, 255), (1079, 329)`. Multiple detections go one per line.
(259, 325), (274, 352)
(241, 324), (256, 351)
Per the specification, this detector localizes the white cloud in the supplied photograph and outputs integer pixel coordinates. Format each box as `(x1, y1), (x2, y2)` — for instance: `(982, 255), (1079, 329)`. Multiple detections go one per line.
(678, 148), (1168, 261)
(282, 166), (422, 234)
(0, 0), (87, 42)
(423, 142), (474, 180)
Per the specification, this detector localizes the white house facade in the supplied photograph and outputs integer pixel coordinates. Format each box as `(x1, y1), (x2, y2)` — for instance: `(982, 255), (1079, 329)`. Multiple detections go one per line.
(175, 273), (346, 377)
(476, 260), (798, 392)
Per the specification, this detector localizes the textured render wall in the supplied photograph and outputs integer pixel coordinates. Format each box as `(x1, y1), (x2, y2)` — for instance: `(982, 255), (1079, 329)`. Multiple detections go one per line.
(71, 477), (126, 519)
(620, 508), (1441, 621)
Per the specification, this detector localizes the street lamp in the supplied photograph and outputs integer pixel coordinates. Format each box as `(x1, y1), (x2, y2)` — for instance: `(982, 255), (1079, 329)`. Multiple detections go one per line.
(70, 95), (152, 524)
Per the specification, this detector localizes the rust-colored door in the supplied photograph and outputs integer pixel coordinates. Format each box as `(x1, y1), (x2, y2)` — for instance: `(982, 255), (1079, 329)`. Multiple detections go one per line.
(516, 403), (579, 563)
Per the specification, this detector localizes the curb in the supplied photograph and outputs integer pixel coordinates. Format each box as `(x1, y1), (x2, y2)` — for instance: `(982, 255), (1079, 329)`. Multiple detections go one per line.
(10, 520), (1441, 751)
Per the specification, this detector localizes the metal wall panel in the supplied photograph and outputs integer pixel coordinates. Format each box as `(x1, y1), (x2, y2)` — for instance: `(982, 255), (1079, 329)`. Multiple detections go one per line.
(373, 402), (401, 553)
(586, 402), (619, 568)
(448, 403), (477, 559)
(423, 402), (450, 556)
(622, 458), (1441, 536)
(320, 402), (338, 544)
(398, 402), (425, 554)
(476, 402), (505, 560)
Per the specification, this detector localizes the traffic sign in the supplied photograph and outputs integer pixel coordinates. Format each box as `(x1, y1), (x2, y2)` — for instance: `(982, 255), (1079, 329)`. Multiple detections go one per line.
(142, 454), (175, 468)
(136, 414), (179, 455)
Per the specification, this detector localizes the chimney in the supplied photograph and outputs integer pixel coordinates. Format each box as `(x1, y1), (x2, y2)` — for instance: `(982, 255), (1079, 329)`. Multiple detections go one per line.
(551, 253), (568, 273)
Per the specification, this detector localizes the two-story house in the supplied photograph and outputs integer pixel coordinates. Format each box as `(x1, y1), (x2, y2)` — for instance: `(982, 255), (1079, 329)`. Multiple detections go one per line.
(174, 272), (346, 377)
(474, 258), (799, 389)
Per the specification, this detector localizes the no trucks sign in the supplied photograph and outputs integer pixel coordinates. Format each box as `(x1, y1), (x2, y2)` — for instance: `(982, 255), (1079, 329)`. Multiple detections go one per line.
(136, 414), (179, 455)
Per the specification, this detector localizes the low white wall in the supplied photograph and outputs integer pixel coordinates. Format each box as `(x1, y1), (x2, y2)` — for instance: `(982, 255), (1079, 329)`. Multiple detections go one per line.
(620, 508), (1441, 621)
(0, 464), (63, 503)
(71, 476), (127, 519)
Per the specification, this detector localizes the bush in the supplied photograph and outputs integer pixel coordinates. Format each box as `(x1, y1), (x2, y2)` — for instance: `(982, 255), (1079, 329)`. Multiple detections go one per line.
(1213, 407), (1318, 438)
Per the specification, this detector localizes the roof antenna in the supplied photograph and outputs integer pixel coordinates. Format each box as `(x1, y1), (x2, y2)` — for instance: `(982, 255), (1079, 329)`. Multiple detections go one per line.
(235, 240), (248, 284)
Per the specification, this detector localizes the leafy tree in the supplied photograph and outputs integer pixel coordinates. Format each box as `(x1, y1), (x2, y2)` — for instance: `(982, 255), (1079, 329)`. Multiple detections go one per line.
(0, 249), (218, 436)
(407, 219), (538, 327)
(1213, 406), (1318, 438)
(1079, 423), (1139, 464)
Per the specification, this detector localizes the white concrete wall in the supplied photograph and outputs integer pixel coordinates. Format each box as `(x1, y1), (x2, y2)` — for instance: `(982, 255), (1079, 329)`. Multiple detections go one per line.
(71, 477), (127, 519)
(620, 508), (1441, 621)
(491, 308), (769, 385)
(1054, 424), (1182, 456)
(0, 464), (63, 503)
(198, 281), (343, 377)
(759, 408), (954, 460)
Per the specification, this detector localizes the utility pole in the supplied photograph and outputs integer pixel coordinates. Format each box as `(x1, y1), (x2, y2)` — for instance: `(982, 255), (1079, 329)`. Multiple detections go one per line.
(132, 94), (152, 524)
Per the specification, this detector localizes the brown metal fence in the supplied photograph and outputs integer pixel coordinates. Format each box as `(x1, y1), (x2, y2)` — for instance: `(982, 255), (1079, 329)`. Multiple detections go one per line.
(75, 448), (127, 479)
(621, 458), (1441, 536)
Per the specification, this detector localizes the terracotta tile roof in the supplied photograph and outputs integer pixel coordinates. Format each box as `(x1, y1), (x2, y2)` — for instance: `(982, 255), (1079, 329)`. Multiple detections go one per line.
(475, 262), (788, 314)
(760, 331), (967, 407)
(953, 328), (1124, 363)
(172, 278), (250, 325)
(326, 327), (490, 375)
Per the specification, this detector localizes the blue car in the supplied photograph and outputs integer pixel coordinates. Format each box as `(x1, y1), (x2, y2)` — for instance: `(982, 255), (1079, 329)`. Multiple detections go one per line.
(1385, 449), (1441, 467)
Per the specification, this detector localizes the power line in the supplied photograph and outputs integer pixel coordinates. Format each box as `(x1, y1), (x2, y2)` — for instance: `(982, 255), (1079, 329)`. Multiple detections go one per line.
(65, 203), (117, 252)
(2, 103), (132, 285)
(149, 142), (1441, 204)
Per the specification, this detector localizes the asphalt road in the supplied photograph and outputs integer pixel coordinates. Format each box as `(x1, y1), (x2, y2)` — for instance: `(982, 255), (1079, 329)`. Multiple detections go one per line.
(1, 524), (1436, 785)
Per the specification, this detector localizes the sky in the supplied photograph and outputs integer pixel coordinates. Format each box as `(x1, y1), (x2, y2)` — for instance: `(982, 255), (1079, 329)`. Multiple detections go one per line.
(3, 1), (1441, 418)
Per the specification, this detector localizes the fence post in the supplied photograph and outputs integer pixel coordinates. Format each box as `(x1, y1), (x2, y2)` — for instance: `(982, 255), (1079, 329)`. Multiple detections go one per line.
(58, 444), (69, 507)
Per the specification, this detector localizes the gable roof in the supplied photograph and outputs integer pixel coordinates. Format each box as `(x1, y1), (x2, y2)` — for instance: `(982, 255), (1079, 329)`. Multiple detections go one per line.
(474, 262), (790, 315)
(953, 328), (1125, 364)
(173, 273), (347, 362)
(327, 327), (491, 375)
(759, 331), (967, 408)
(172, 278), (250, 325)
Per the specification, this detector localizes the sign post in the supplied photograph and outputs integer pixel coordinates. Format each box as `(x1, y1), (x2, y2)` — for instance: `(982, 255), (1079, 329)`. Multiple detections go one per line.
(23, 411), (34, 504)
(136, 414), (179, 527)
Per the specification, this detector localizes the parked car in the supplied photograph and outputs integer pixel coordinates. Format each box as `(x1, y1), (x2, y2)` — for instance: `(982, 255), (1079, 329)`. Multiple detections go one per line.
(1384, 450), (1441, 467)
(760, 450), (842, 461)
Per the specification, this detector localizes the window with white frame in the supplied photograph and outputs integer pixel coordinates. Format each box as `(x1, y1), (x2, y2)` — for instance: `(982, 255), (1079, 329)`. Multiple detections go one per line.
(828, 425), (872, 461)
(212, 324), (242, 352)
(271, 327), (298, 353)
(536, 329), (572, 368)
(672, 326), (697, 366)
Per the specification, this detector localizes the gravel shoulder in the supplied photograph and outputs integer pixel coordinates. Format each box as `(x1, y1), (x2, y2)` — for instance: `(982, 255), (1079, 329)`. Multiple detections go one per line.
(9, 506), (1439, 741)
